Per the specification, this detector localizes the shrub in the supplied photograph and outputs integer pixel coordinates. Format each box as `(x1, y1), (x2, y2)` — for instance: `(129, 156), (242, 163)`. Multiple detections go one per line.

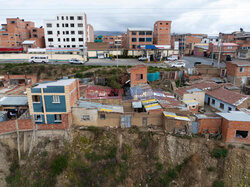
(50, 153), (69, 175)
(213, 180), (224, 187)
(155, 162), (163, 171)
(212, 148), (228, 159)
(207, 166), (216, 172)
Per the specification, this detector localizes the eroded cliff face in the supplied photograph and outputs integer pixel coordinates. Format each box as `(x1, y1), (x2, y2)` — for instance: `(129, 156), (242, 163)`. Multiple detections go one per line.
(0, 128), (249, 187)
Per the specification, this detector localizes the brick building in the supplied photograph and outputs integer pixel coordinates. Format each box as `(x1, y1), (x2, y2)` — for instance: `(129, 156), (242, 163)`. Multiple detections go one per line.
(217, 111), (250, 144)
(26, 79), (80, 126)
(127, 65), (148, 86)
(208, 42), (239, 61)
(153, 21), (171, 45)
(102, 35), (122, 48)
(124, 28), (153, 50)
(87, 24), (94, 42)
(0, 17), (45, 48)
(226, 61), (250, 87)
(171, 33), (206, 55)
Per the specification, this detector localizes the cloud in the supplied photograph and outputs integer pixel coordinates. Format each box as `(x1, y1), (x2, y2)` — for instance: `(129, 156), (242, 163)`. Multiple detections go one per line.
(0, 0), (249, 34)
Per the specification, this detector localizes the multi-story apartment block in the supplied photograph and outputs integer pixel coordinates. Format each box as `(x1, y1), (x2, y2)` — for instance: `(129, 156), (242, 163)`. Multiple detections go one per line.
(102, 35), (122, 48)
(44, 13), (93, 48)
(209, 42), (239, 61)
(0, 17), (45, 48)
(153, 21), (171, 45)
(124, 28), (153, 50)
(87, 24), (94, 42)
(27, 79), (80, 125)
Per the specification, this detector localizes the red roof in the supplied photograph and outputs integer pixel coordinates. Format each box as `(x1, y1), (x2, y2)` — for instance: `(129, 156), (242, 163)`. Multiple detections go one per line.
(206, 87), (249, 106)
(175, 81), (220, 97)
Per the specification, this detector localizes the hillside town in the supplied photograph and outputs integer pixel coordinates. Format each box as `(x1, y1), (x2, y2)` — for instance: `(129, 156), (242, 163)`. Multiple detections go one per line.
(0, 10), (250, 187)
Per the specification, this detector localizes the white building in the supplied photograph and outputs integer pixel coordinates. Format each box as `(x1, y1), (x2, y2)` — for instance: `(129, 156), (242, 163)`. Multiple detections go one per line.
(201, 36), (219, 44)
(44, 13), (89, 48)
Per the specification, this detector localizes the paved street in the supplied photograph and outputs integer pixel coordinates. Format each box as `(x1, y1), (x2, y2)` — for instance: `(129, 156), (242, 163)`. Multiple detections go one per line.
(0, 56), (225, 68)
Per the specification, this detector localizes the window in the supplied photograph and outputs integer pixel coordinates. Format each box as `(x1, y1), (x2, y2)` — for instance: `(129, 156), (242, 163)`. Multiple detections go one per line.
(78, 23), (83, 27)
(65, 24), (69, 27)
(132, 45), (136, 49)
(32, 95), (40, 103)
(139, 31), (145, 35)
(212, 99), (215, 105)
(62, 24), (65, 27)
(166, 22), (168, 25)
(48, 38), (53, 42)
(191, 105), (196, 109)
(82, 115), (90, 120)
(59, 45), (61, 48)
(78, 31), (83, 34)
(71, 31), (75, 34)
(146, 38), (152, 42)
(146, 31), (152, 35)
(66, 16), (68, 20)
(219, 103), (224, 109)
(100, 114), (106, 120)
(57, 31), (60, 35)
(79, 38), (83, 41)
(70, 16), (74, 20)
(57, 16), (59, 20)
(66, 31), (69, 35)
(71, 38), (75, 42)
(139, 38), (145, 42)
(54, 114), (62, 122)
(236, 130), (248, 138)
(70, 23), (74, 27)
(46, 23), (52, 28)
(228, 107), (232, 111)
(240, 67), (244, 72)
(228, 46), (232, 49)
(63, 31), (65, 35)
(160, 22), (162, 25)
(33, 29), (37, 32)
(33, 34), (38, 38)
(132, 38), (137, 42)
(77, 16), (83, 20)
(136, 74), (143, 80)
(56, 23), (59, 27)
(66, 38), (69, 42)
(58, 38), (60, 42)
(11, 21), (16, 24)
(34, 114), (42, 122)
(61, 16), (64, 20)
(67, 45), (70, 47)
(132, 31), (137, 35)
(63, 38), (65, 42)
(47, 31), (53, 35)
(72, 45), (76, 47)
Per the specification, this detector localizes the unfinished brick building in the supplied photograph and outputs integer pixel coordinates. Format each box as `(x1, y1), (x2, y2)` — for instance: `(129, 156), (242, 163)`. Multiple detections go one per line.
(127, 65), (148, 87)
(0, 17), (45, 48)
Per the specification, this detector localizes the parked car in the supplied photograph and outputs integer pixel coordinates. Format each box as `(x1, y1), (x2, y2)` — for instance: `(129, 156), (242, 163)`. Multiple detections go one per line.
(194, 62), (201, 66)
(138, 56), (147, 61)
(29, 56), (49, 63)
(69, 58), (85, 64)
(167, 55), (178, 61)
(170, 62), (186, 68)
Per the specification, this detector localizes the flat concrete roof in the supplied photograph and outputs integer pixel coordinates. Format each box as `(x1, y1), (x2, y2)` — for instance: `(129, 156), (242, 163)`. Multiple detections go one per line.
(34, 79), (76, 88)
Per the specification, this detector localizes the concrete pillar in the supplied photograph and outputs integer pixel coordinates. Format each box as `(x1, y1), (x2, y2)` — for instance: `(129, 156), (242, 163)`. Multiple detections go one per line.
(146, 50), (150, 62)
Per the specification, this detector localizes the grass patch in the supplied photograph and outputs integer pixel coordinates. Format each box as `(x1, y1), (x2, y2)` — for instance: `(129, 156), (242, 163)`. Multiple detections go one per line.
(212, 148), (228, 159)
(50, 153), (69, 175)
(213, 180), (224, 187)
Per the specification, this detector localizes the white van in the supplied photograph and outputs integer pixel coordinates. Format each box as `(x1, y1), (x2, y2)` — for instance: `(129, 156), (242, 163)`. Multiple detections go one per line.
(29, 56), (49, 63)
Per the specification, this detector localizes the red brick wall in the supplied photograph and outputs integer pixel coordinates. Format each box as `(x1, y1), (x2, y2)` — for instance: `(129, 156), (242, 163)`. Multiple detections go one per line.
(222, 118), (250, 144)
(198, 118), (222, 134)
(0, 114), (72, 135)
(153, 21), (171, 45)
(69, 79), (80, 107)
(226, 62), (250, 77)
(130, 66), (147, 86)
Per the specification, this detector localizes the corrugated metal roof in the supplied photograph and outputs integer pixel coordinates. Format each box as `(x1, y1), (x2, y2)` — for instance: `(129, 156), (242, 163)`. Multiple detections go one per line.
(144, 103), (161, 111)
(216, 111), (250, 122)
(77, 101), (124, 113)
(0, 96), (28, 106)
(187, 88), (202, 93)
(142, 99), (157, 105)
(183, 100), (199, 105)
(163, 111), (190, 121)
(132, 101), (142, 108)
(22, 40), (35, 45)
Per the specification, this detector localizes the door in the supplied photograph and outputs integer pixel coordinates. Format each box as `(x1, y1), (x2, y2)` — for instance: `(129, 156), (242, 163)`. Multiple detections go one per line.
(207, 97), (210, 105)
(192, 122), (199, 134)
(142, 117), (147, 127)
(120, 115), (131, 128)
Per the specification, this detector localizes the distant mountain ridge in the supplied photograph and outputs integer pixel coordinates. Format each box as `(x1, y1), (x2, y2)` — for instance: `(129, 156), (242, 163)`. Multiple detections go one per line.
(94, 31), (124, 36)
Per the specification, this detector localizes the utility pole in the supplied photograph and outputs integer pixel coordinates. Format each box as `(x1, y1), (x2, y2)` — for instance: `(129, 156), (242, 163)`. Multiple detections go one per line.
(116, 44), (119, 67)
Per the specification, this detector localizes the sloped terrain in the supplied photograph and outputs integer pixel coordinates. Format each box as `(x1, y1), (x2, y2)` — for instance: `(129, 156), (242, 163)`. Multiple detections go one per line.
(1, 128), (249, 187)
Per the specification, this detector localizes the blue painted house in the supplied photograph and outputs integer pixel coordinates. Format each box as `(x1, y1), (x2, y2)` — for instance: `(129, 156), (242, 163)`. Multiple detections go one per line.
(205, 87), (249, 113)
(27, 79), (80, 125)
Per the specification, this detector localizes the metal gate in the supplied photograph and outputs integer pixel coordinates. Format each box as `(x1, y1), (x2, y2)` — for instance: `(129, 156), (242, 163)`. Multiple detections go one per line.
(192, 122), (199, 134)
(120, 115), (131, 128)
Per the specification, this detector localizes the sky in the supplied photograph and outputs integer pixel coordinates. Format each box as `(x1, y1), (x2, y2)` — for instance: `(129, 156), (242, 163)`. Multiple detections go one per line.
(0, 0), (250, 35)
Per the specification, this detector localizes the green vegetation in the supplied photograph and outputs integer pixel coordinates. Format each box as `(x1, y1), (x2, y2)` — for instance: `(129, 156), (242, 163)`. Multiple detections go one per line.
(213, 180), (225, 187)
(207, 166), (216, 172)
(212, 148), (228, 159)
(50, 153), (69, 175)
(139, 132), (154, 150)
